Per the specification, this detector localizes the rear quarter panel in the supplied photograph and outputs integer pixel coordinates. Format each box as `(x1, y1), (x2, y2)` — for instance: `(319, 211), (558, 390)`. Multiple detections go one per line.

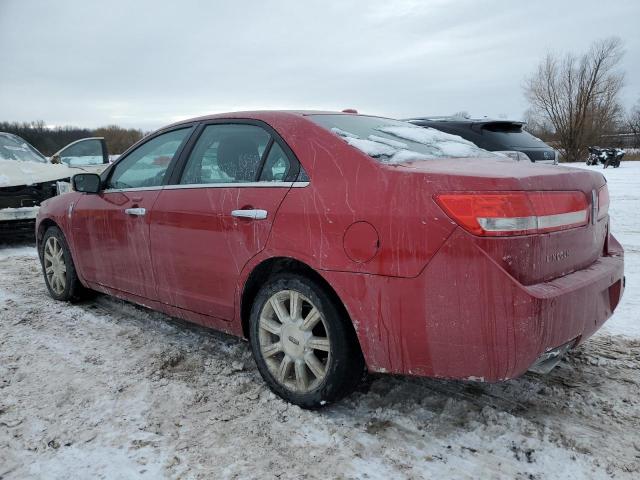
(260, 115), (457, 278)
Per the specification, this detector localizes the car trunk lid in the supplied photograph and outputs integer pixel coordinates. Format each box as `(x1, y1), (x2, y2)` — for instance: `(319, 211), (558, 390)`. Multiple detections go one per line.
(395, 158), (608, 285)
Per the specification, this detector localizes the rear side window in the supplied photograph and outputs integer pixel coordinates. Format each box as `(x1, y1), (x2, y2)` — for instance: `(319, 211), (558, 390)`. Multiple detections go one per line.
(259, 143), (291, 182)
(180, 124), (270, 184)
(481, 123), (548, 149)
(309, 115), (494, 164)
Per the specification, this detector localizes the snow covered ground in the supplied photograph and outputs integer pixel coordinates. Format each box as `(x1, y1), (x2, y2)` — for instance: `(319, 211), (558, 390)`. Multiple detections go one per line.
(568, 161), (639, 337)
(0, 162), (639, 479)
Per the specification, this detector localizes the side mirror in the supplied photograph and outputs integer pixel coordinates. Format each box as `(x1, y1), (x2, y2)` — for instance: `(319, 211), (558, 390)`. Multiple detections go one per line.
(73, 173), (101, 193)
(50, 153), (62, 164)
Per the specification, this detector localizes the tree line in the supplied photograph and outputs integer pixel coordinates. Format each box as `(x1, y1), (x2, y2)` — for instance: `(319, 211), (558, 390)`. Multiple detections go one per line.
(0, 120), (144, 156)
(524, 37), (639, 161)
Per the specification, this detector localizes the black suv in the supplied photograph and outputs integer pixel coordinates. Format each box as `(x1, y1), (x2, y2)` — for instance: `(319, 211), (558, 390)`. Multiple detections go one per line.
(406, 117), (558, 164)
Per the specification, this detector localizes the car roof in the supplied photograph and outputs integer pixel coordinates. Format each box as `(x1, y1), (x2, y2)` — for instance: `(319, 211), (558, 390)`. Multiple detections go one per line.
(161, 110), (398, 131)
(165, 110), (351, 127)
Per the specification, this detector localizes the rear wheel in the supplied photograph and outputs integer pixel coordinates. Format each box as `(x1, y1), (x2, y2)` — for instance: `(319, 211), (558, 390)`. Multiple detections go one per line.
(41, 226), (89, 302)
(249, 274), (364, 408)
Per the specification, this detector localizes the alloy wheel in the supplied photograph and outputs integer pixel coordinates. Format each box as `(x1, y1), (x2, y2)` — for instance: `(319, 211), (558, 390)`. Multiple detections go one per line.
(44, 236), (66, 295)
(258, 289), (331, 393)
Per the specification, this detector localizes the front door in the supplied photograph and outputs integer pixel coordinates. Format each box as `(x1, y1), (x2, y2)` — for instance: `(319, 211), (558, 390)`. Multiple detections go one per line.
(53, 137), (109, 174)
(151, 122), (297, 320)
(72, 127), (192, 300)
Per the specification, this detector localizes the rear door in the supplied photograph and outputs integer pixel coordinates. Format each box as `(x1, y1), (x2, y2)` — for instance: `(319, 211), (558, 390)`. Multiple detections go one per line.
(150, 121), (300, 320)
(72, 127), (193, 299)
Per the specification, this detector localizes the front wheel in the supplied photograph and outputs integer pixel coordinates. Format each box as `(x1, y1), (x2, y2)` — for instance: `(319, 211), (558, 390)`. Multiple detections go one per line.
(249, 274), (364, 408)
(41, 226), (90, 301)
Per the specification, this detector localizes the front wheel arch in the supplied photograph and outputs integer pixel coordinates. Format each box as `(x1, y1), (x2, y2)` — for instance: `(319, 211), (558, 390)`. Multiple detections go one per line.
(37, 218), (58, 253)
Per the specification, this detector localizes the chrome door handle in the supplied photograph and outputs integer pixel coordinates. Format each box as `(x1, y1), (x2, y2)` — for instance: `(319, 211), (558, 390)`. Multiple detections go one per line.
(231, 209), (267, 220)
(124, 207), (146, 216)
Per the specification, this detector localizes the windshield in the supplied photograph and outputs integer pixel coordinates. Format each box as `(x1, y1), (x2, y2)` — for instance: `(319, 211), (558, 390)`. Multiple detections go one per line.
(0, 134), (47, 163)
(308, 115), (494, 163)
(481, 123), (549, 149)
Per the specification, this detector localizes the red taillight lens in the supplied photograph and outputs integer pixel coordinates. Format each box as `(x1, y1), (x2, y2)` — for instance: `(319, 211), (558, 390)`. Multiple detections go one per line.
(435, 191), (589, 236)
(597, 185), (609, 220)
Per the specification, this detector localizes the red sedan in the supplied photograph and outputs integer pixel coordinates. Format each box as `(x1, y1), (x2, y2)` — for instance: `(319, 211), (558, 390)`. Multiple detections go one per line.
(36, 111), (624, 408)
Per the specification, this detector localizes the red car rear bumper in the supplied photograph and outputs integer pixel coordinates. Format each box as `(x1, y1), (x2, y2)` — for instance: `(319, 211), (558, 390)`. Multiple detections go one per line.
(322, 229), (625, 382)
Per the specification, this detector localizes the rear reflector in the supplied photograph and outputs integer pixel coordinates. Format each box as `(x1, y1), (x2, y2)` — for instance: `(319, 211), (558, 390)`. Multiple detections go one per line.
(435, 191), (589, 236)
(597, 185), (609, 220)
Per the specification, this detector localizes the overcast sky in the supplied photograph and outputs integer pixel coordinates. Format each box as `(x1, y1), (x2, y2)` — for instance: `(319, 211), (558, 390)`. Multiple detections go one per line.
(1, 0), (638, 130)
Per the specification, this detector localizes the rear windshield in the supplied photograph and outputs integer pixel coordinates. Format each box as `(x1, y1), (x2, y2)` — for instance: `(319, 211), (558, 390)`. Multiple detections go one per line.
(481, 123), (548, 149)
(0, 134), (47, 163)
(308, 115), (494, 163)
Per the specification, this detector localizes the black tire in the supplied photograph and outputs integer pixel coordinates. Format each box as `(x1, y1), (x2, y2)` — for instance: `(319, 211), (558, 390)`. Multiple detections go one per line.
(249, 273), (364, 408)
(40, 226), (90, 302)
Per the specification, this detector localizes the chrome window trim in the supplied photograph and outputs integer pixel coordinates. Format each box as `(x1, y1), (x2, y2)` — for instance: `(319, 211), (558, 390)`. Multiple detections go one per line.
(101, 181), (309, 193)
(164, 181), (309, 190)
(102, 186), (164, 193)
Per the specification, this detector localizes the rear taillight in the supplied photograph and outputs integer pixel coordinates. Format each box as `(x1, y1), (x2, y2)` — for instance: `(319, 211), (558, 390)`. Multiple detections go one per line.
(435, 191), (589, 236)
(597, 185), (609, 220)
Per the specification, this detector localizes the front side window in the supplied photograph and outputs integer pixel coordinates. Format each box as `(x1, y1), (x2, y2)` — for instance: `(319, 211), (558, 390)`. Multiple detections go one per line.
(59, 139), (105, 166)
(308, 114), (495, 164)
(107, 128), (190, 189)
(180, 124), (271, 185)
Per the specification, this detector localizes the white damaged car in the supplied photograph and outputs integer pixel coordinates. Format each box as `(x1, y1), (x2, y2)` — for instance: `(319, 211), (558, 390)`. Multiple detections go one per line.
(0, 132), (108, 232)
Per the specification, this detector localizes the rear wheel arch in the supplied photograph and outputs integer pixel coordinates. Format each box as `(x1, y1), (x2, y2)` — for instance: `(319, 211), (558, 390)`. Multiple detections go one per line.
(240, 257), (360, 348)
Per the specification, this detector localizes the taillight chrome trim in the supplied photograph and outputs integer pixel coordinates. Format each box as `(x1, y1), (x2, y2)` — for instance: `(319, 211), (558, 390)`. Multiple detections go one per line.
(597, 185), (609, 221)
(478, 216), (536, 232)
(478, 210), (588, 233)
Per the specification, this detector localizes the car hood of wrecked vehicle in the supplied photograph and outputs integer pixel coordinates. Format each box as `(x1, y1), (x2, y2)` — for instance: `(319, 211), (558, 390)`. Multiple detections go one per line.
(0, 159), (75, 187)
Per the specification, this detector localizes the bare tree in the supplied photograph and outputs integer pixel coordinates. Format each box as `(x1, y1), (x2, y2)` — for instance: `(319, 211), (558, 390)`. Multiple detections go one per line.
(627, 99), (640, 148)
(524, 37), (625, 162)
(450, 111), (470, 119)
(93, 125), (144, 154)
(522, 108), (555, 141)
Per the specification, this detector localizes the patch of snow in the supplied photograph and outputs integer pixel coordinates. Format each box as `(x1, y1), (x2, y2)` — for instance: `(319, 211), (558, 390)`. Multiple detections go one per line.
(376, 125), (491, 159)
(65, 155), (104, 167)
(331, 123), (493, 164)
(331, 127), (358, 138)
(0, 158), (73, 187)
(563, 162), (640, 338)
(367, 135), (408, 149)
(388, 149), (431, 163)
(376, 124), (476, 147)
(343, 136), (397, 157)
(0, 244), (38, 260)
